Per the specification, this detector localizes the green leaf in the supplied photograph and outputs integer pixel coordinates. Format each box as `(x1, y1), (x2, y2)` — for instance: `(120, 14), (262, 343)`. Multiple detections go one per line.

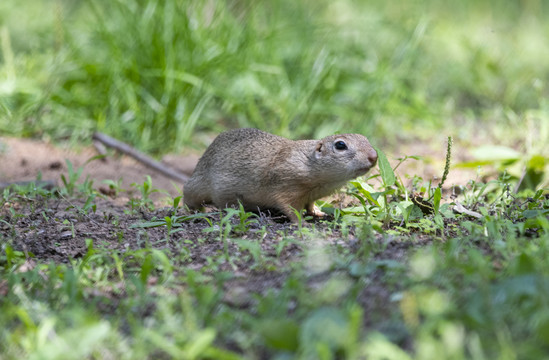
(258, 318), (299, 351)
(83, 238), (95, 262)
(348, 262), (373, 277)
(527, 154), (546, 171)
(173, 195), (182, 208)
(36, 320), (111, 360)
(433, 187), (442, 214)
(454, 160), (503, 168)
(471, 145), (521, 161)
(375, 147), (395, 187)
(300, 307), (349, 352)
(536, 314), (549, 345)
(151, 249), (173, 274)
(131, 221), (169, 228)
(523, 209), (549, 219)
(363, 332), (413, 360)
(512, 253), (536, 275)
(350, 181), (381, 206)
(184, 328), (217, 358)
(140, 254), (154, 284)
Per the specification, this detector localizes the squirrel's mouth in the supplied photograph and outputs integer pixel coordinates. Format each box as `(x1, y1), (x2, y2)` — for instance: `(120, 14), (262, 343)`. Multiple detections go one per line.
(354, 166), (373, 176)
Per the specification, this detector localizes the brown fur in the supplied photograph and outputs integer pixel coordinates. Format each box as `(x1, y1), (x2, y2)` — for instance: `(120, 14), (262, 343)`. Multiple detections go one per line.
(184, 128), (377, 222)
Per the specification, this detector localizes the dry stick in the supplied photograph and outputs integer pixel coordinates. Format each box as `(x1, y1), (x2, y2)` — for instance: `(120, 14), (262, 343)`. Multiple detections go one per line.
(92, 132), (189, 183)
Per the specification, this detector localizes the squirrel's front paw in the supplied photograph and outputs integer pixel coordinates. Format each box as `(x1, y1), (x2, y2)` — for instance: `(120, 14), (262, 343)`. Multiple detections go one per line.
(307, 204), (326, 218)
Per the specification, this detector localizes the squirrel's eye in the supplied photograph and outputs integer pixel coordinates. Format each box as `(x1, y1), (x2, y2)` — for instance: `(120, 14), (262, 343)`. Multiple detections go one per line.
(334, 140), (347, 150)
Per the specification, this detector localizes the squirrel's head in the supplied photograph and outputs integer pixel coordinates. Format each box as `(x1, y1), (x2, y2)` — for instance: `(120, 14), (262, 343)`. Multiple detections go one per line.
(313, 134), (378, 180)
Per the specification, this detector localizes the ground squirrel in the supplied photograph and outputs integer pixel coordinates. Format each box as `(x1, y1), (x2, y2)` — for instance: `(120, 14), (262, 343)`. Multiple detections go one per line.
(184, 128), (378, 222)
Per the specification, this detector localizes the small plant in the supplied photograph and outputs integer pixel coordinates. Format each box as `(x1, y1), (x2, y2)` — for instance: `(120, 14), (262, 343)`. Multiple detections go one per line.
(348, 147), (402, 227)
(234, 239), (265, 269)
(1, 243), (29, 270)
(171, 195), (183, 216)
(129, 176), (163, 211)
(290, 207), (306, 233)
(134, 212), (216, 230)
(223, 202), (259, 234)
(82, 193), (97, 214)
(101, 178), (124, 197)
(60, 157), (103, 197)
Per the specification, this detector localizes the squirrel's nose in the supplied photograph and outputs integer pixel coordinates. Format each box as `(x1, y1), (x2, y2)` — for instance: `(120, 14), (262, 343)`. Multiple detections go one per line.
(368, 150), (378, 165)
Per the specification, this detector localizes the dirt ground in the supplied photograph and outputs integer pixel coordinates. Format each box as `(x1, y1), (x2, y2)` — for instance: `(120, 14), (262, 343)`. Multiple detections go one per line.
(0, 137), (201, 203)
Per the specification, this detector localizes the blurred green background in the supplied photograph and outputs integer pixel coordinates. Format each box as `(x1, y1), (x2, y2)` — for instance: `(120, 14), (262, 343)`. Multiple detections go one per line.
(1, 0), (548, 154)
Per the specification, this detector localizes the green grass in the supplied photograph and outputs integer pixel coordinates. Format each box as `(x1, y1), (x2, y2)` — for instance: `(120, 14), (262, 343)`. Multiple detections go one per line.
(2, 0), (549, 152)
(0, 155), (548, 359)
(1, 0), (549, 358)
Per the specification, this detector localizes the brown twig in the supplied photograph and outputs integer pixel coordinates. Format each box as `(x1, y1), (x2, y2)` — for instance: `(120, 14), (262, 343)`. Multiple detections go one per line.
(92, 132), (189, 183)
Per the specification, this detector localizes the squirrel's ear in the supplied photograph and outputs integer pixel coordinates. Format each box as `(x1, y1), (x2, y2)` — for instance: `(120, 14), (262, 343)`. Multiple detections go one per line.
(314, 141), (323, 159)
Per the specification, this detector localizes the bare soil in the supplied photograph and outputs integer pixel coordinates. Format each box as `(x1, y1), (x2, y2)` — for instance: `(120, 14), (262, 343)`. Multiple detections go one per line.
(0, 137), (199, 203)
